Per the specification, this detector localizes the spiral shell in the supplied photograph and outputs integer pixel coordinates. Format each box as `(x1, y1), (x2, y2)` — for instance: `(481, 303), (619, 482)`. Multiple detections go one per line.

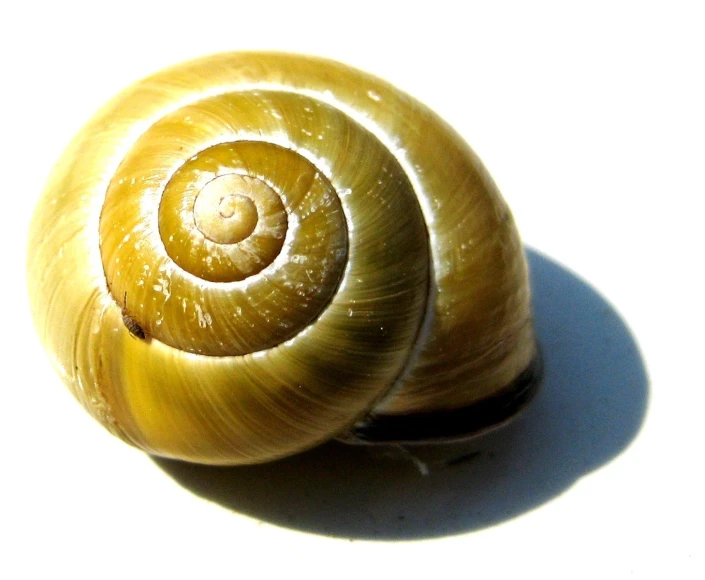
(27, 53), (540, 465)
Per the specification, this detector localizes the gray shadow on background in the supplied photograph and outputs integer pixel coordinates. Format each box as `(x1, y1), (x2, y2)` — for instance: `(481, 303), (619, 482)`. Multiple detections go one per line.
(155, 248), (649, 539)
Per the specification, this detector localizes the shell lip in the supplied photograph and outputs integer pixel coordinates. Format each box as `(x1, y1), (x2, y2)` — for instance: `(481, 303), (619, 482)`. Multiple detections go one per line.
(339, 351), (544, 445)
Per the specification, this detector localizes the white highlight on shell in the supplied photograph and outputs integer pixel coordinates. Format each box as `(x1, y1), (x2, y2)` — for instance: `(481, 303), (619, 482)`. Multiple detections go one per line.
(194, 303), (213, 328)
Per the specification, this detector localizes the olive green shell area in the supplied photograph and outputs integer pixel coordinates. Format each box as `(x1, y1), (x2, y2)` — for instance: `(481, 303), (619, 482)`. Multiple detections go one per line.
(27, 53), (536, 465)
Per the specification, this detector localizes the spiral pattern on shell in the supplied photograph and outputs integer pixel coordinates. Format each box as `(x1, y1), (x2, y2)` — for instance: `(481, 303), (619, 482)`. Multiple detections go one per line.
(27, 53), (539, 465)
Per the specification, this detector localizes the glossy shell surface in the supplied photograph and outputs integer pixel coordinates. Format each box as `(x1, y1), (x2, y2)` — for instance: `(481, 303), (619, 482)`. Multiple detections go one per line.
(27, 53), (538, 465)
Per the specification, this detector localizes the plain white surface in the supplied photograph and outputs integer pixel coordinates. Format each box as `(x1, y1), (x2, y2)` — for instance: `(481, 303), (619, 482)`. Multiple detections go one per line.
(2, 1), (703, 578)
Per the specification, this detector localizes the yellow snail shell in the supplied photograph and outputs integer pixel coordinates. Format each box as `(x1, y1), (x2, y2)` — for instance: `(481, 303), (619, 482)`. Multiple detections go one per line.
(27, 52), (541, 465)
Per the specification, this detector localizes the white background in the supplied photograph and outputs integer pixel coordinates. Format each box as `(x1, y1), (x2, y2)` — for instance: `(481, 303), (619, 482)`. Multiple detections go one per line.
(2, 1), (703, 578)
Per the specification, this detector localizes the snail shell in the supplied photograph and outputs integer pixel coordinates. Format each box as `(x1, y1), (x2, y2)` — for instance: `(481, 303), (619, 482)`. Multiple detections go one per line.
(27, 52), (541, 465)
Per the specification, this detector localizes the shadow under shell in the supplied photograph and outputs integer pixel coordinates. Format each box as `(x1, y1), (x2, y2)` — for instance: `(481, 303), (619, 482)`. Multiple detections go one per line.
(154, 248), (649, 539)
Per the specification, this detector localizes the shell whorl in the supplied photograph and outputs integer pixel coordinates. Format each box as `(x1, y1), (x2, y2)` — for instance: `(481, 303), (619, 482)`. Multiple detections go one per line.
(27, 53), (538, 465)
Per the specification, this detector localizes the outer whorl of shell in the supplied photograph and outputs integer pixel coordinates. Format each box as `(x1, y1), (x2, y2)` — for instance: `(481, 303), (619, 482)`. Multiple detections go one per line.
(27, 53), (539, 465)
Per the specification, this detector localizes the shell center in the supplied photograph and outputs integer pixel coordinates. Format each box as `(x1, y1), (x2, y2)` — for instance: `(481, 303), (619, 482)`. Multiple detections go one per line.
(194, 174), (263, 245)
